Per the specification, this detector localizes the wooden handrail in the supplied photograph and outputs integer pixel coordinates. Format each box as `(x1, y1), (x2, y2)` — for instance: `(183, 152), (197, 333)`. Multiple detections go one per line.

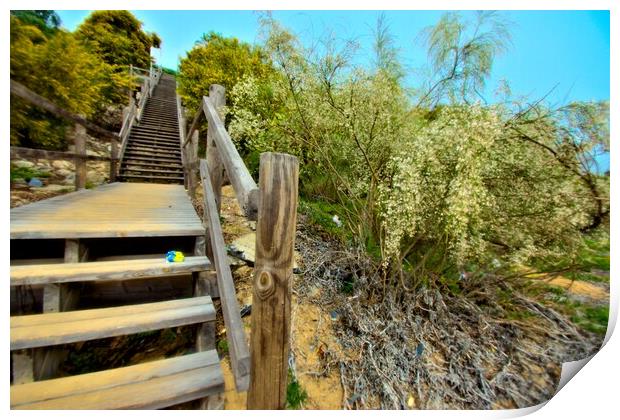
(136, 78), (150, 121)
(10, 80), (118, 141)
(201, 96), (259, 220)
(183, 95), (259, 220)
(176, 93), (190, 190)
(199, 159), (251, 391)
(10, 146), (113, 162)
(183, 100), (204, 148)
(117, 100), (137, 166)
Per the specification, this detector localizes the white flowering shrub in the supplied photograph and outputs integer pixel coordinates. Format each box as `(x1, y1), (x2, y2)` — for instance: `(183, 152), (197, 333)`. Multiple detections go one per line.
(379, 105), (595, 271)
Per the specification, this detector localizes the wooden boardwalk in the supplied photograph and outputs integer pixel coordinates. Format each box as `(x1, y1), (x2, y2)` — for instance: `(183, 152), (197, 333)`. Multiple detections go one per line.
(10, 182), (204, 239)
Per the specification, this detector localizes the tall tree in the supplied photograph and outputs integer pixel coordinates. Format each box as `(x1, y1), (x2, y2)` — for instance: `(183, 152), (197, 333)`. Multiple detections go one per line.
(177, 31), (274, 112)
(10, 15), (132, 149)
(417, 11), (511, 108)
(76, 10), (159, 68)
(10, 10), (61, 35)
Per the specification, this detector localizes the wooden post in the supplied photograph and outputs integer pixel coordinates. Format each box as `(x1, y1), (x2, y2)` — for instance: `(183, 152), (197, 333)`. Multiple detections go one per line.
(188, 130), (199, 199)
(74, 123), (87, 190)
(192, 235), (220, 410)
(206, 85), (226, 213)
(110, 137), (118, 183)
(34, 239), (86, 380)
(247, 153), (299, 410)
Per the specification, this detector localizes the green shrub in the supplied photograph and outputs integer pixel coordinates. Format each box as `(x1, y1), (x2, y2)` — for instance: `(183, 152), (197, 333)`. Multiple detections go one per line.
(286, 369), (308, 409)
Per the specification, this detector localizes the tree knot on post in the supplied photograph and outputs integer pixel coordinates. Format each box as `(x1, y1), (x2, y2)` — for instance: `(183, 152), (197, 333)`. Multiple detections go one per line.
(255, 271), (276, 300)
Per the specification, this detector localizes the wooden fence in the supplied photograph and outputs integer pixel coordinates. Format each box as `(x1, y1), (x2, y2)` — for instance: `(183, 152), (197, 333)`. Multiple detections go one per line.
(9, 66), (162, 190)
(181, 85), (299, 409)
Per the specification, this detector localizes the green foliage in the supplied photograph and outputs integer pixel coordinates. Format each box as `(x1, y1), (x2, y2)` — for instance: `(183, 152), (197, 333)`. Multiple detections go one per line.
(162, 66), (178, 76)
(177, 32), (276, 113)
(286, 369), (308, 409)
(76, 10), (159, 68)
(570, 305), (609, 335)
(10, 165), (51, 182)
(11, 10), (60, 35)
(217, 339), (229, 355)
(10, 14), (133, 149)
(417, 11), (511, 107)
(299, 199), (347, 240)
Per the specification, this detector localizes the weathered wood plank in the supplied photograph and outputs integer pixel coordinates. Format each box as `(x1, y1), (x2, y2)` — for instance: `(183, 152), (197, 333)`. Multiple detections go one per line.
(200, 159), (250, 391)
(74, 123), (87, 190)
(10, 80), (118, 140)
(11, 296), (216, 350)
(247, 152), (299, 410)
(11, 256), (212, 286)
(202, 96), (259, 220)
(176, 93), (189, 189)
(35, 239), (84, 380)
(110, 137), (118, 182)
(11, 351), (224, 410)
(184, 99), (204, 147)
(206, 84), (226, 215)
(12, 353), (34, 385)
(10, 146), (110, 162)
(10, 183), (204, 239)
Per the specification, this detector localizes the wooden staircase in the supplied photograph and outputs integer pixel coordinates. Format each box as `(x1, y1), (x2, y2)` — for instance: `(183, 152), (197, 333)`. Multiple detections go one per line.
(10, 182), (226, 409)
(10, 255), (224, 409)
(119, 73), (184, 184)
(10, 73), (299, 410)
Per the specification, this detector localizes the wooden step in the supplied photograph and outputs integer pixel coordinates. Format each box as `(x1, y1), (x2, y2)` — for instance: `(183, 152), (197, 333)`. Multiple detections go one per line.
(132, 127), (180, 137)
(134, 124), (178, 132)
(122, 160), (183, 169)
(138, 123), (179, 130)
(124, 152), (182, 163)
(142, 110), (177, 116)
(121, 174), (185, 183)
(128, 139), (181, 149)
(10, 256), (211, 286)
(130, 130), (180, 140)
(122, 167), (184, 176)
(122, 160), (183, 170)
(128, 134), (180, 144)
(126, 145), (181, 155)
(11, 296), (215, 350)
(140, 115), (178, 122)
(11, 350), (224, 409)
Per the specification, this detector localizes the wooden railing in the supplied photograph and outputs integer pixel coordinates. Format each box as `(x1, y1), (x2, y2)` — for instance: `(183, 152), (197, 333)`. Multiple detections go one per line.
(118, 65), (162, 165)
(10, 80), (120, 189)
(180, 85), (299, 409)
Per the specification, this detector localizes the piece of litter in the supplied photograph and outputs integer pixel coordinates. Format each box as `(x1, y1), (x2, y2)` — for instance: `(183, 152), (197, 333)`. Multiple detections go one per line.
(330, 310), (340, 321)
(332, 215), (342, 227)
(166, 250), (185, 262)
(28, 178), (43, 187)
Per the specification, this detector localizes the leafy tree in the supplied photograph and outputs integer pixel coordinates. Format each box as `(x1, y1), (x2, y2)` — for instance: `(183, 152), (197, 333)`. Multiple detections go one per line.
(416, 11), (511, 108)
(11, 10), (61, 35)
(76, 10), (159, 68)
(10, 15), (132, 149)
(177, 31), (275, 113)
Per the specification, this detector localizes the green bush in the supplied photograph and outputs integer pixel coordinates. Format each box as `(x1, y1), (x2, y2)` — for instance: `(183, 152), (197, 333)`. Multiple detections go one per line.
(286, 369), (308, 409)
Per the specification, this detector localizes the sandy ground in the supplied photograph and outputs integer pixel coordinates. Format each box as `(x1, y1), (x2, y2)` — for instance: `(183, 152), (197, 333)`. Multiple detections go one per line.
(523, 269), (609, 300)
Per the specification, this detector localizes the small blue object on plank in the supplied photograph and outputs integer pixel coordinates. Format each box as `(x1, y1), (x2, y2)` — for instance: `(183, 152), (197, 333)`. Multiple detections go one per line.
(166, 251), (185, 262)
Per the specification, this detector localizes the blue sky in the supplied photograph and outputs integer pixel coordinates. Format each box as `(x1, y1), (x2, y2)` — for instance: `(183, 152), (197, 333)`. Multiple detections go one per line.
(56, 10), (610, 106)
